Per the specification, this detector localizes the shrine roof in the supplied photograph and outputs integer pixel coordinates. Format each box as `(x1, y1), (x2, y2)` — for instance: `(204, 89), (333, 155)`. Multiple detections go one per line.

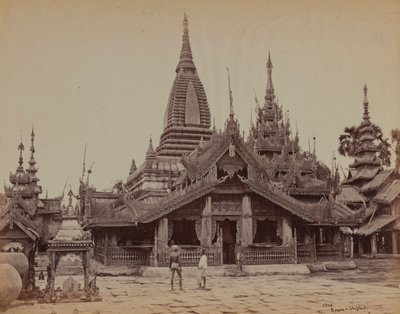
(345, 167), (380, 183)
(356, 214), (398, 236)
(359, 169), (394, 193)
(336, 186), (366, 204)
(373, 179), (400, 205)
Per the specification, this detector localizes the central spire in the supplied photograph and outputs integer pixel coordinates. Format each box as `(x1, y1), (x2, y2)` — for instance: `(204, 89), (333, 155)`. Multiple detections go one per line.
(176, 12), (195, 73)
(265, 52), (275, 103)
(362, 83), (370, 123)
(226, 67), (234, 117)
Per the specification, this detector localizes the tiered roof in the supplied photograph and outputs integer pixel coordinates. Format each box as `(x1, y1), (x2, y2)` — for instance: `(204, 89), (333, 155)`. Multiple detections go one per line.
(344, 85), (382, 185)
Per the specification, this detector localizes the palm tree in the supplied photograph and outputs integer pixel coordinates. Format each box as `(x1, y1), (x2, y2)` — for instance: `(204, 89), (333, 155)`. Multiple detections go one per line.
(391, 128), (400, 173)
(338, 126), (359, 157)
(338, 124), (391, 167)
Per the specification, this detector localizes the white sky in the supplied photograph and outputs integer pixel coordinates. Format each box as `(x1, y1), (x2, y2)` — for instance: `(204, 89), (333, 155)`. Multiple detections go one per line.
(0, 0), (399, 196)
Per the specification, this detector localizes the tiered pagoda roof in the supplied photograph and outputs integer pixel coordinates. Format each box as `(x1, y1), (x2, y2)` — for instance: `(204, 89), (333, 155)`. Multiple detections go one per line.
(344, 85), (382, 185)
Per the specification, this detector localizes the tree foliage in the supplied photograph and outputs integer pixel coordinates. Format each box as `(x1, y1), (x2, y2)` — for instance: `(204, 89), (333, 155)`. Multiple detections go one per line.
(338, 123), (391, 167)
(391, 128), (400, 171)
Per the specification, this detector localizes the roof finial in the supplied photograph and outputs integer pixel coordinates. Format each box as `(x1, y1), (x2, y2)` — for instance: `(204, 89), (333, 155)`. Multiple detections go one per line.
(176, 12), (194, 72)
(146, 137), (156, 159)
(265, 51), (274, 102)
(362, 83), (370, 122)
(183, 11), (189, 37)
(17, 135), (25, 170)
(27, 125), (38, 181)
(68, 187), (73, 206)
(313, 135), (316, 157)
(226, 67), (234, 117)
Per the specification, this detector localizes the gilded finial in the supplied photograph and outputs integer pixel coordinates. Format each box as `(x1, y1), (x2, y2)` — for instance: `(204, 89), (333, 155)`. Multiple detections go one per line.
(183, 11), (189, 37)
(362, 83), (370, 122)
(226, 67), (234, 117)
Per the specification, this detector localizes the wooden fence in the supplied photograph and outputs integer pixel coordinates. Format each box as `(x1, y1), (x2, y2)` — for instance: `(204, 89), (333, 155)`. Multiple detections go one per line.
(94, 245), (152, 266)
(243, 244), (295, 264)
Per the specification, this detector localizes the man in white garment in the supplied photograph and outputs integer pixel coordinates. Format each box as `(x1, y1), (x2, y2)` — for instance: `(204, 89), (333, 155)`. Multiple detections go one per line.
(198, 249), (208, 289)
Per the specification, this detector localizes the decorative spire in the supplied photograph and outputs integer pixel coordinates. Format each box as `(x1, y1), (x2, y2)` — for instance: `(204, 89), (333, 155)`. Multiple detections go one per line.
(265, 52), (275, 102)
(17, 139), (25, 173)
(146, 137), (156, 159)
(176, 12), (195, 72)
(313, 136), (316, 156)
(226, 67), (234, 117)
(129, 159), (137, 175)
(68, 188), (74, 206)
(362, 83), (370, 123)
(27, 126), (38, 181)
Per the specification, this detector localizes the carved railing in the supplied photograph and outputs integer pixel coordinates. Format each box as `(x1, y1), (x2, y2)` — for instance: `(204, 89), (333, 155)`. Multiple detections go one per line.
(297, 243), (315, 263)
(159, 245), (221, 267)
(243, 244), (295, 264)
(94, 246), (106, 264)
(107, 246), (152, 266)
(316, 243), (344, 261)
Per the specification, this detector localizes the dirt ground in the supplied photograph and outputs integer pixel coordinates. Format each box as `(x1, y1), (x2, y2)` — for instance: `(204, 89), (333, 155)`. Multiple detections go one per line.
(4, 257), (400, 314)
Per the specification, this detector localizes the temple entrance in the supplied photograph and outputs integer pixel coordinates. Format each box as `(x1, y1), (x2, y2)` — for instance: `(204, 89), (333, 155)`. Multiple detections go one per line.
(219, 220), (237, 264)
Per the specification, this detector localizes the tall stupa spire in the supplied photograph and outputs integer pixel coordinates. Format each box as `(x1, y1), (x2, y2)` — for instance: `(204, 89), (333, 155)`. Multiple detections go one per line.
(176, 12), (195, 73)
(157, 14), (212, 158)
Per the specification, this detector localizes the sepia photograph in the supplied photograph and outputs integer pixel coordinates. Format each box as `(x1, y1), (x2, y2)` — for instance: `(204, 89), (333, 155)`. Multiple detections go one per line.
(0, 0), (399, 313)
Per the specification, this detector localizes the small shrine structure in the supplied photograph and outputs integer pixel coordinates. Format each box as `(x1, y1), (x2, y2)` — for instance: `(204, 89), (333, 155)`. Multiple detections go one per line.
(47, 189), (95, 301)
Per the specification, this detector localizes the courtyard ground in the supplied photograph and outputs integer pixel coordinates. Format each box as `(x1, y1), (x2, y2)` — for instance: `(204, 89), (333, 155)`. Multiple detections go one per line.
(5, 257), (400, 314)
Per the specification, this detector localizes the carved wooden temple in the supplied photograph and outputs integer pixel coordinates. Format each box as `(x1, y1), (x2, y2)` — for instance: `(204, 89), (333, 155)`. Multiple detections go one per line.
(0, 129), (62, 290)
(80, 14), (362, 268)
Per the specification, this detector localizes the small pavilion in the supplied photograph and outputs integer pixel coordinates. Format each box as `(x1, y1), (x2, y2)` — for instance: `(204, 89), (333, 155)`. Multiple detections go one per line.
(47, 189), (94, 300)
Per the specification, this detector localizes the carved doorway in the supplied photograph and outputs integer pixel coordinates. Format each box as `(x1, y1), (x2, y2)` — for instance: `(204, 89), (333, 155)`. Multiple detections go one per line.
(219, 219), (237, 264)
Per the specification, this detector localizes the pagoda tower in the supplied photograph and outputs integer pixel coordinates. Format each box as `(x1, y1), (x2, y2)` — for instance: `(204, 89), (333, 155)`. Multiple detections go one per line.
(156, 13), (212, 157)
(345, 85), (382, 186)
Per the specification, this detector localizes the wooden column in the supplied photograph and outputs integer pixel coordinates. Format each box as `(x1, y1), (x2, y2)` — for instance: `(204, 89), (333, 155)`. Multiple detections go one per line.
(358, 236), (364, 255)
(158, 218), (168, 248)
(110, 229), (118, 247)
(84, 250), (90, 292)
(104, 229), (109, 266)
(312, 230), (317, 261)
(293, 227), (298, 264)
(201, 196), (212, 247)
(371, 234), (378, 256)
(50, 251), (56, 299)
(332, 229), (341, 245)
(392, 232), (398, 254)
(153, 225), (158, 267)
(241, 194), (252, 246)
(350, 235), (354, 259)
(281, 216), (293, 245)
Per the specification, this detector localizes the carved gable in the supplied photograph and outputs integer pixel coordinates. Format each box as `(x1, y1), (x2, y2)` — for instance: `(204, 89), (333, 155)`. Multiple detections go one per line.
(216, 152), (247, 178)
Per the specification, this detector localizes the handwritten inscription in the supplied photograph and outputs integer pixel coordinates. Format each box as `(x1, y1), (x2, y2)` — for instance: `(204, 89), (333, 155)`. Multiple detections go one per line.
(321, 303), (370, 313)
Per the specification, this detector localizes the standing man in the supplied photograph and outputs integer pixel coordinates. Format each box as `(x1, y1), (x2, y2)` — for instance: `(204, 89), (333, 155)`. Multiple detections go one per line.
(236, 242), (244, 272)
(169, 244), (182, 291)
(198, 249), (208, 289)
